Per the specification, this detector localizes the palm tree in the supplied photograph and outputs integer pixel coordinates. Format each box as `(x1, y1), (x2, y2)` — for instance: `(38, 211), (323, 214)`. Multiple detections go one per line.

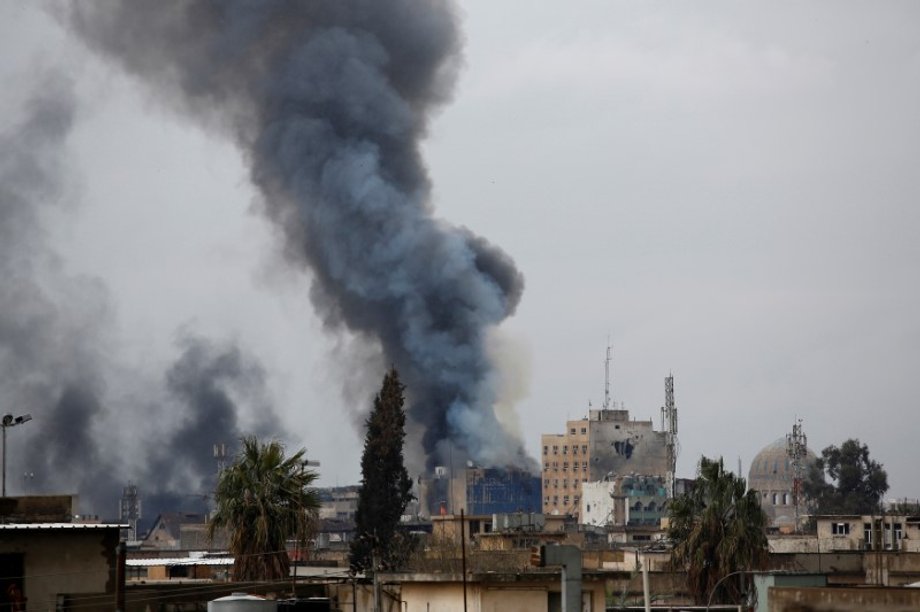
(209, 436), (320, 581)
(668, 456), (768, 605)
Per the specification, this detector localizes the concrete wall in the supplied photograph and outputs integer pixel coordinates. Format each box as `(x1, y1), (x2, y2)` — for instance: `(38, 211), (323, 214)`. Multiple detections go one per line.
(399, 579), (606, 612)
(580, 482), (615, 527)
(768, 585), (920, 611)
(587, 415), (668, 483)
(0, 527), (118, 612)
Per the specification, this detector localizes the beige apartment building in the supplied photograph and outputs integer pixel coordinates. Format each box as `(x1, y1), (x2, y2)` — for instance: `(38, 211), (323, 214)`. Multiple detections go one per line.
(541, 408), (669, 519)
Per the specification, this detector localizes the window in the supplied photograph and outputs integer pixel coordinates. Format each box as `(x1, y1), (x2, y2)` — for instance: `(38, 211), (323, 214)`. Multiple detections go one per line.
(552, 445), (558, 455)
(864, 523), (873, 547)
(553, 496), (558, 505)
(570, 428), (576, 435)
(563, 445), (568, 454)
(586, 503), (591, 513)
(772, 493), (778, 505)
(562, 479), (568, 488)
(563, 495), (569, 505)
(573, 446), (578, 455)
(544, 496), (549, 504)
(581, 445), (588, 453)
(544, 480), (549, 489)
(580, 427), (587, 435)
(783, 493), (789, 505)
(832, 522), (850, 535)
(543, 463), (550, 472)
(562, 462), (568, 472)
(894, 523), (904, 541)
(543, 445), (548, 455)
(554, 479), (558, 488)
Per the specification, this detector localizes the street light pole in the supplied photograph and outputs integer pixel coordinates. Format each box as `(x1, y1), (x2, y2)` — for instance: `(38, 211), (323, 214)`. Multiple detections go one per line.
(1, 414), (32, 498)
(706, 569), (749, 610)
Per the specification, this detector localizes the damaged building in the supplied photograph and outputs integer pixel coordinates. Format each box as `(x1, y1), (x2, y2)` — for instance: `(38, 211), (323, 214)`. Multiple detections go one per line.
(541, 408), (671, 520)
(417, 466), (541, 518)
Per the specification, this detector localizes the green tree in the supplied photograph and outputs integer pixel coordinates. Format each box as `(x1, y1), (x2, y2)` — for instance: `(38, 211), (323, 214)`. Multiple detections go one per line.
(668, 457), (768, 605)
(209, 436), (320, 581)
(803, 438), (888, 515)
(350, 368), (414, 573)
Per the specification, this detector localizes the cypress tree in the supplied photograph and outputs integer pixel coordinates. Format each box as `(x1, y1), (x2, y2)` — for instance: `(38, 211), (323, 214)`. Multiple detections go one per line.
(349, 368), (414, 573)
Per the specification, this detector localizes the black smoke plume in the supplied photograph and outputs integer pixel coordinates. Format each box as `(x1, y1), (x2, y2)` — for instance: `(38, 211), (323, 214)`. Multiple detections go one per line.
(65, 1), (532, 471)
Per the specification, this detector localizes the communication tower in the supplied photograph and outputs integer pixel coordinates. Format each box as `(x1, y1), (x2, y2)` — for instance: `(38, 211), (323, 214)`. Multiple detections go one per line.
(603, 343), (612, 410)
(214, 443), (227, 477)
(119, 484), (141, 542)
(786, 418), (807, 532)
(661, 374), (678, 497)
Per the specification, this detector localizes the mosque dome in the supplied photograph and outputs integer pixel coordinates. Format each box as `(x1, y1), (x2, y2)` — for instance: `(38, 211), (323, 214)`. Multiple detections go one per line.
(748, 438), (818, 530)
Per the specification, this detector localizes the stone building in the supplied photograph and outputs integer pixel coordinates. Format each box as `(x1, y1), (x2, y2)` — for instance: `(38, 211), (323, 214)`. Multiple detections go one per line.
(0, 523), (124, 612)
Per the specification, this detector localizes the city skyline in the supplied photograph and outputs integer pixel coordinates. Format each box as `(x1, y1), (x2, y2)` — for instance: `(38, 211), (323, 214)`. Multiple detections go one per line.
(0, 2), (918, 511)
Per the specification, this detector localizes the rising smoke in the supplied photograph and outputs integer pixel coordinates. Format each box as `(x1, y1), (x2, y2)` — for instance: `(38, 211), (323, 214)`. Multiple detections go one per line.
(64, 1), (533, 472)
(0, 72), (282, 520)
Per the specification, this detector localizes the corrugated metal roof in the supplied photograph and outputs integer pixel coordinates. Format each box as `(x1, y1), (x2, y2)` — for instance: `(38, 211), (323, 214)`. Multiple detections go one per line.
(0, 523), (128, 530)
(127, 557), (233, 567)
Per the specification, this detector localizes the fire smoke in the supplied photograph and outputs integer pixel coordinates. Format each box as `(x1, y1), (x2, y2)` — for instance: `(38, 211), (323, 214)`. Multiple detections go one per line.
(65, 1), (533, 472)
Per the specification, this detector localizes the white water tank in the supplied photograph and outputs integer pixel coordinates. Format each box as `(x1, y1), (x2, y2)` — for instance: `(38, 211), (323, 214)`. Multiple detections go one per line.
(208, 593), (278, 612)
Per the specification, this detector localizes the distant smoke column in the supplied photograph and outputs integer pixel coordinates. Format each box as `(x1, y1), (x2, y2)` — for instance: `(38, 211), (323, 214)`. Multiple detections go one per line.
(0, 66), (282, 517)
(0, 75), (114, 506)
(68, 2), (532, 470)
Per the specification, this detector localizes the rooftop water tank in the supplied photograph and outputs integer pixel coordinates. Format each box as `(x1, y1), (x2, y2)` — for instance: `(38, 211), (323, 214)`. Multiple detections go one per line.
(208, 593), (278, 612)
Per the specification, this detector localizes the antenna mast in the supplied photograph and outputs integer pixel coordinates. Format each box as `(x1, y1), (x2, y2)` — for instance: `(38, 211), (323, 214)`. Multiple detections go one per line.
(786, 418), (807, 533)
(661, 374), (678, 497)
(604, 342), (612, 410)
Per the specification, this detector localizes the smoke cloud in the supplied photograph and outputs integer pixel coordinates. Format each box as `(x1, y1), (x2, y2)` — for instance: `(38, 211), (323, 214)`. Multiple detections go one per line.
(65, 1), (533, 472)
(0, 73), (282, 520)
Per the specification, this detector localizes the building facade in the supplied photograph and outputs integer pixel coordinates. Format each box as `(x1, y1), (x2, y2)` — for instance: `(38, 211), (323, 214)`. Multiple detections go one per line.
(541, 408), (669, 518)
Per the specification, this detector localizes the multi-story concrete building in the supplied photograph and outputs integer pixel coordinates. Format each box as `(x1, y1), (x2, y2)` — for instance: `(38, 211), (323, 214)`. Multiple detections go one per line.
(541, 408), (669, 518)
(418, 466), (542, 518)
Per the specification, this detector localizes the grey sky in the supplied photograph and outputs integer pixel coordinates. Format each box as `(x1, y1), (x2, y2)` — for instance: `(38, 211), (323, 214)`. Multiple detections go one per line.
(1, 2), (918, 506)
